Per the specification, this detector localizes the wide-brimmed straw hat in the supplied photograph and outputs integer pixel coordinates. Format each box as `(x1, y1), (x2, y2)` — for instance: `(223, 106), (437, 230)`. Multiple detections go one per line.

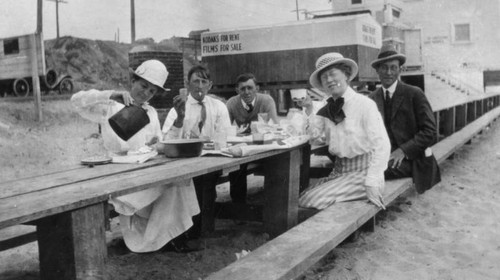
(309, 52), (358, 91)
(370, 44), (406, 69)
(130, 59), (170, 91)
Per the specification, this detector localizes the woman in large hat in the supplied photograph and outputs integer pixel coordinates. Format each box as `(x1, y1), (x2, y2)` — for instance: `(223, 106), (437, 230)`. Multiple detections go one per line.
(299, 53), (390, 209)
(71, 60), (200, 253)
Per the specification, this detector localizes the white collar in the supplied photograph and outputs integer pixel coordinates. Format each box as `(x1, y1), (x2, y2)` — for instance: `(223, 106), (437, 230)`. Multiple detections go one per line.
(382, 80), (398, 98)
(240, 97), (255, 110)
(187, 94), (206, 104)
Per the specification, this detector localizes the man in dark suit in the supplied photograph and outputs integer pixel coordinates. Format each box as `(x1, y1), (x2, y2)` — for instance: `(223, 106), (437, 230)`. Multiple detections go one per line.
(369, 44), (441, 194)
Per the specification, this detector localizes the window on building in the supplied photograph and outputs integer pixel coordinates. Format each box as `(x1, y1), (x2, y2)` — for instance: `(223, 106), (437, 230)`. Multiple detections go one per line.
(351, 0), (362, 5)
(3, 38), (20, 55)
(454, 23), (471, 42)
(392, 9), (401, 18)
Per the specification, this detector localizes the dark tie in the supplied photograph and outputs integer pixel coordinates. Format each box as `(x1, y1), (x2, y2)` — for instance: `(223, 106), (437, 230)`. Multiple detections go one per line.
(198, 101), (206, 133)
(317, 97), (345, 125)
(384, 90), (392, 123)
(383, 90), (396, 148)
(247, 103), (254, 112)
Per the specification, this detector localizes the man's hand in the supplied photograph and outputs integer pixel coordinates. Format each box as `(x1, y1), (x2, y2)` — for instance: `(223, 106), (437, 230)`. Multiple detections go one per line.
(172, 92), (187, 128)
(237, 123), (250, 135)
(389, 148), (406, 169)
(365, 185), (386, 209)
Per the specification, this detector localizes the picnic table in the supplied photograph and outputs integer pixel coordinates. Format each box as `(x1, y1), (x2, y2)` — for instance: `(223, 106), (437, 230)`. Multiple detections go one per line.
(0, 142), (310, 280)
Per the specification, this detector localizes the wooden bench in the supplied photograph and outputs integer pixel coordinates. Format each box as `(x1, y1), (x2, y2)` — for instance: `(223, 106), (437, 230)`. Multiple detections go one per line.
(206, 105), (500, 280)
(0, 144), (308, 280)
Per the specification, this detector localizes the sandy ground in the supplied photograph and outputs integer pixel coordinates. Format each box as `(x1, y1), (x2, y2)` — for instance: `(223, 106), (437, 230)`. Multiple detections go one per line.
(1, 99), (500, 280)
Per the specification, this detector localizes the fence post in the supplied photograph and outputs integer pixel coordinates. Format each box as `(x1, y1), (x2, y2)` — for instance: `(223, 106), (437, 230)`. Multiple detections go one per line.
(455, 104), (466, 131)
(442, 107), (455, 137)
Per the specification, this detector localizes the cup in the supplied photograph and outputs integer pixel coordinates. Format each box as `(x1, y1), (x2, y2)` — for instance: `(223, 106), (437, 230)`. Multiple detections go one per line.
(258, 113), (269, 123)
(179, 88), (188, 97)
(290, 89), (307, 102)
(213, 131), (227, 150)
(252, 133), (264, 145)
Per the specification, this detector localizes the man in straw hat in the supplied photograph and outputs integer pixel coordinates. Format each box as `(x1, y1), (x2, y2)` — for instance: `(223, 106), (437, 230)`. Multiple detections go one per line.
(369, 44), (441, 194)
(71, 59), (200, 253)
(299, 52), (390, 210)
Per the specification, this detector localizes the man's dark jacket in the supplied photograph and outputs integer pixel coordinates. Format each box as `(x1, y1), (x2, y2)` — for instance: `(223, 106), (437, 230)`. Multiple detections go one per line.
(369, 81), (441, 193)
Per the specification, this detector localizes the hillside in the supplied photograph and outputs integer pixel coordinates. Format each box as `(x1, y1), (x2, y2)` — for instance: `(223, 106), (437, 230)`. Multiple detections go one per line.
(43, 36), (197, 93)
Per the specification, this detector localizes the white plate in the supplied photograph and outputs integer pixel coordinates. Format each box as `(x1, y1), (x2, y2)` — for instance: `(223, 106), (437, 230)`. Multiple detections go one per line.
(160, 139), (206, 144)
(81, 155), (112, 166)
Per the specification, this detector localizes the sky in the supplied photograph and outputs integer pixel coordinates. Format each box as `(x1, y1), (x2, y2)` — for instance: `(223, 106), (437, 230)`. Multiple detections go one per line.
(1, 0), (332, 43)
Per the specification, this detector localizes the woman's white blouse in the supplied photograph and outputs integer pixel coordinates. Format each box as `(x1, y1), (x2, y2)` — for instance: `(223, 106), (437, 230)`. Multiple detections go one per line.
(71, 89), (162, 154)
(309, 87), (390, 188)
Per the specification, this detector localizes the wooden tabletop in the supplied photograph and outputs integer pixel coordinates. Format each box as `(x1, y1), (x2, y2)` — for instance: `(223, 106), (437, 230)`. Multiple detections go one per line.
(0, 145), (305, 229)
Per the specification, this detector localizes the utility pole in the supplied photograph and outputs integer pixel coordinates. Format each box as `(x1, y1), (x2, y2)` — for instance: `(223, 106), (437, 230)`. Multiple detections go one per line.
(47, 0), (68, 39)
(130, 0), (136, 43)
(295, 0), (299, 20)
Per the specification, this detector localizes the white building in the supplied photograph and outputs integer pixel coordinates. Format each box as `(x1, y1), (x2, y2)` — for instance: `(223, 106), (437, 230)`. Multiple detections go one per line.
(325, 0), (500, 92)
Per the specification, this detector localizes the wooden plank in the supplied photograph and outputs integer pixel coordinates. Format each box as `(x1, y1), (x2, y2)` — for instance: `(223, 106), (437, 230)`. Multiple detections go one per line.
(37, 203), (106, 280)
(0, 158), (177, 200)
(0, 225), (37, 251)
(262, 149), (301, 238)
(207, 178), (413, 280)
(0, 147), (304, 229)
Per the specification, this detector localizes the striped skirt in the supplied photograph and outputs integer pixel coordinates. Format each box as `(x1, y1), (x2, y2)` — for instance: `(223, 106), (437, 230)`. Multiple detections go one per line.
(299, 153), (372, 210)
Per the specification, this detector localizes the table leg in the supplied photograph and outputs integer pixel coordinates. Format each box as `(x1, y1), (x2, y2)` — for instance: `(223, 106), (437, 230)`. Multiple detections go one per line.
(300, 144), (311, 193)
(37, 203), (107, 280)
(262, 149), (301, 238)
(193, 172), (219, 236)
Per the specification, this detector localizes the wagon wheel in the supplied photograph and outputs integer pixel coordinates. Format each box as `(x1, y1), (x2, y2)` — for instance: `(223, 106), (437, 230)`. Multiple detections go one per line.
(13, 78), (30, 97)
(58, 78), (74, 95)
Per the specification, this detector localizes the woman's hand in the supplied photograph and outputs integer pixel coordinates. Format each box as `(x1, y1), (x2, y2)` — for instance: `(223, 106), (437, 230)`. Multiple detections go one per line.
(365, 185), (386, 210)
(146, 136), (158, 146)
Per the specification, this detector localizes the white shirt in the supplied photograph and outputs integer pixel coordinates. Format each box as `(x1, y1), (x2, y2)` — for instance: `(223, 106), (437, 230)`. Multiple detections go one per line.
(240, 98), (256, 111)
(383, 80), (398, 99)
(71, 89), (162, 154)
(162, 94), (231, 139)
(309, 87), (391, 188)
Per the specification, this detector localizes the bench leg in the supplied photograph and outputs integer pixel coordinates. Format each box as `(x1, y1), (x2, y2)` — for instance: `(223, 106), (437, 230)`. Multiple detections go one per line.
(263, 149), (301, 238)
(37, 203), (107, 280)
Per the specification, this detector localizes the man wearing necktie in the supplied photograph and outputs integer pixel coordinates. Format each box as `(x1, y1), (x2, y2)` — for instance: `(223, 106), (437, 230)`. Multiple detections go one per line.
(226, 73), (280, 135)
(369, 44), (441, 194)
(162, 65), (231, 140)
(162, 65), (231, 239)
(224, 73), (280, 204)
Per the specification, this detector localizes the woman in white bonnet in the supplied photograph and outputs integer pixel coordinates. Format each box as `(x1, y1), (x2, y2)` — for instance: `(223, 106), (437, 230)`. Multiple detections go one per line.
(71, 60), (200, 253)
